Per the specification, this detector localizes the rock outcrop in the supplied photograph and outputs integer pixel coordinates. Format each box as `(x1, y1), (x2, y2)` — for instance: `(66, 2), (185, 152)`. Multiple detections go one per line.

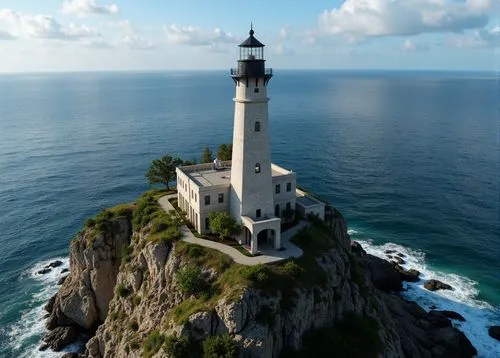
(43, 196), (477, 358)
(488, 326), (500, 341)
(424, 279), (453, 292)
(43, 215), (132, 349)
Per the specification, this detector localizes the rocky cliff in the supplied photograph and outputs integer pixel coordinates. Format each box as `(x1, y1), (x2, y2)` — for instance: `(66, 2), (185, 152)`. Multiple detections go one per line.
(43, 193), (477, 358)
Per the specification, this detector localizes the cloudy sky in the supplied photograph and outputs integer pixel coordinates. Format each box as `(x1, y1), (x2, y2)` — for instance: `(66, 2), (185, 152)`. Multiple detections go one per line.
(0, 0), (499, 72)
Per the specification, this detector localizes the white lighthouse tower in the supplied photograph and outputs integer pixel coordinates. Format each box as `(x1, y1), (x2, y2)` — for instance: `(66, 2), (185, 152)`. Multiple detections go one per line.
(229, 26), (281, 253)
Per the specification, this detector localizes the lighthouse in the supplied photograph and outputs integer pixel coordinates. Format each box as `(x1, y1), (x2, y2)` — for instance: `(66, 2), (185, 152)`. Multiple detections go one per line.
(229, 27), (274, 224)
(176, 27), (324, 255)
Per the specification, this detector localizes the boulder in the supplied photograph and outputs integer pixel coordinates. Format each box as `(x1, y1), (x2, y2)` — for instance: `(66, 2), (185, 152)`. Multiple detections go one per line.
(37, 268), (52, 275)
(424, 311), (452, 328)
(360, 254), (403, 291)
(431, 327), (477, 357)
(61, 268), (70, 274)
(58, 275), (69, 285)
(385, 249), (396, 254)
(43, 326), (79, 351)
(350, 241), (366, 255)
(488, 326), (500, 341)
(396, 252), (406, 258)
(433, 310), (465, 322)
(394, 265), (420, 282)
(38, 344), (49, 351)
(61, 353), (80, 358)
(424, 279), (453, 292)
(45, 294), (57, 313)
(47, 260), (63, 268)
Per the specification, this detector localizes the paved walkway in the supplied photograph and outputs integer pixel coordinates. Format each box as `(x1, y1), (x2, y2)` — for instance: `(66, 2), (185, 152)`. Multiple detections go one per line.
(158, 195), (305, 266)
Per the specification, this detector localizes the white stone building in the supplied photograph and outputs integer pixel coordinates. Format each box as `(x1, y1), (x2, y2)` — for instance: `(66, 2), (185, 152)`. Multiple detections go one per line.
(176, 28), (325, 254)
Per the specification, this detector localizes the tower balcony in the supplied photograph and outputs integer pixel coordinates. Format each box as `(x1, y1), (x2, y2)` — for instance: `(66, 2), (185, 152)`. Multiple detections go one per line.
(230, 67), (273, 85)
(230, 68), (273, 77)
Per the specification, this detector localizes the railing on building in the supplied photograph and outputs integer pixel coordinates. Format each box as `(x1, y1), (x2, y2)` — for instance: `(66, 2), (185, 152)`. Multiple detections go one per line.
(230, 68), (273, 77)
(179, 160), (232, 174)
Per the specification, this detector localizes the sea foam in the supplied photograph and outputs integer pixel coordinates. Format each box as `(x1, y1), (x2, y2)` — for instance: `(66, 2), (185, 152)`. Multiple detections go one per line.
(3, 257), (83, 358)
(348, 229), (500, 358)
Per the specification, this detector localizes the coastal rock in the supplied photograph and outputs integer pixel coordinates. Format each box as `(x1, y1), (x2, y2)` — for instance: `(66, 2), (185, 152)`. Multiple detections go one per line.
(61, 268), (69, 274)
(47, 260), (63, 268)
(58, 275), (68, 285)
(37, 268), (51, 275)
(393, 257), (405, 265)
(488, 326), (500, 341)
(45, 294), (57, 313)
(350, 241), (366, 255)
(360, 254), (403, 292)
(43, 326), (79, 351)
(61, 353), (81, 358)
(396, 252), (406, 258)
(432, 310), (466, 322)
(385, 249), (396, 254)
(424, 279), (453, 292)
(394, 265), (420, 282)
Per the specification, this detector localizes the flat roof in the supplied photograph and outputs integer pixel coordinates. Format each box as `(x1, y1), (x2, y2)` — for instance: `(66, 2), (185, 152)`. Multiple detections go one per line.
(179, 162), (294, 188)
(187, 168), (231, 187)
(297, 195), (321, 207)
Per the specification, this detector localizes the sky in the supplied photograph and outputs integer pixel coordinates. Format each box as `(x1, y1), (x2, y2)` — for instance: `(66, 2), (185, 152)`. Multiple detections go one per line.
(0, 0), (499, 72)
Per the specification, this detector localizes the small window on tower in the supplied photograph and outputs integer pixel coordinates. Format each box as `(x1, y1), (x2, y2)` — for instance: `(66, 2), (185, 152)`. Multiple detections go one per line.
(254, 87), (259, 93)
(255, 163), (261, 173)
(255, 121), (261, 132)
(256, 209), (261, 218)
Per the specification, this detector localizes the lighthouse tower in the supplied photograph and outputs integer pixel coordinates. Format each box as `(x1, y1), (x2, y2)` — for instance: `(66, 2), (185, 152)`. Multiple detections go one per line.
(229, 26), (281, 253)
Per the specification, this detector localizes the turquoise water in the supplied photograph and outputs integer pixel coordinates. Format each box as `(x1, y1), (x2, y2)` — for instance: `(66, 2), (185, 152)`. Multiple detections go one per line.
(0, 71), (498, 357)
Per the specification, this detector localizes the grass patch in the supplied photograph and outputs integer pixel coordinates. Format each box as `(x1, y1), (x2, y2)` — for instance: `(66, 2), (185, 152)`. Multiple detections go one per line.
(116, 284), (131, 298)
(177, 266), (206, 295)
(83, 202), (135, 245)
(142, 331), (165, 358)
(203, 334), (239, 358)
(282, 313), (381, 358)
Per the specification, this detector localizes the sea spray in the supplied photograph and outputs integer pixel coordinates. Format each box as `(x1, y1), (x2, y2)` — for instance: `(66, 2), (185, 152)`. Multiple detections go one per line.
(3, 257), (82, 358)
(348, 229), (500, 358)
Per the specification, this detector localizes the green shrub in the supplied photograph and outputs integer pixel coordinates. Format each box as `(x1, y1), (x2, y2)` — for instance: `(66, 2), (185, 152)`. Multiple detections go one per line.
(121, 245), (134, 264)
(116, 284), (131, 298)
(241, 265), (270, 285)
(132, 294), (142, 307)
(85, 218), (96, 227)
(203, 334), (238, 358)
(164, 335), (191, 358)
(282, 261), (304, 278)
(177, 266), (204, 295)
(150, 219), (168, 234)
(142, 331), (165, 358)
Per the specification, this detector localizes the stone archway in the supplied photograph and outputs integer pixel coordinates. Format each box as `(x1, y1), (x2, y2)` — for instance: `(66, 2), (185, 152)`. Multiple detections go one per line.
(257, 228), (277, 249)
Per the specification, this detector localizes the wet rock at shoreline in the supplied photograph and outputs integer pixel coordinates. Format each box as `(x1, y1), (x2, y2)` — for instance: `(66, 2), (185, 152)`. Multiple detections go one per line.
(46, 260), (63, 269)
(396, 252), (406, 258)
(45, 294), (57, 313)
(58, 275), (68, 285)
(61, 268), (69, 274)
(394, 265), (420, 282)
(393, 257), (405, 265)
(385, 249), (396, 254)
(424, 279), (453, 292)
(43, 326), (79, 351)
(37, 268), (52, 275)
(350, 241), (366, 255)
(488, 326), (500, 341)
(360, 254), (403, 291)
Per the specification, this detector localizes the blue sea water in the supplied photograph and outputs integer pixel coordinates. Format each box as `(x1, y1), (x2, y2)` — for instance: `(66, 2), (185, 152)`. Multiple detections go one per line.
(0, 70), (498, 357)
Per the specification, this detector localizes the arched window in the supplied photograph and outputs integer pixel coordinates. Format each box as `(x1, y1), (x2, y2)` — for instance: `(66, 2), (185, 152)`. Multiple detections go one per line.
(275, 204), (280, 218)
(255, 163), (261, 173)
(255, 121), (261, 132)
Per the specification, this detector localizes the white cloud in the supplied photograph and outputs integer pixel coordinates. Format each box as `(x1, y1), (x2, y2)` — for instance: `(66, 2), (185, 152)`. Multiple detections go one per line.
(122, 34), (154, 50)
(0, 29), (14, 40)
(61, 0), (118, 17)
(84, 38), (112, 49)
(279, 27), (289, 39)
(0, 9), (101, 40)
(449, 26), (500, 48)
(274, 44), (295, 55)
(164, 24), (237, 47)
(318, 0), (493, 39)
(400, 39), (429, 52)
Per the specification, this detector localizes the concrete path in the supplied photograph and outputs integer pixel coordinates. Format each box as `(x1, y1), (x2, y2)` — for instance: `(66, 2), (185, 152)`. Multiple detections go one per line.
(158, 195), (305, 266)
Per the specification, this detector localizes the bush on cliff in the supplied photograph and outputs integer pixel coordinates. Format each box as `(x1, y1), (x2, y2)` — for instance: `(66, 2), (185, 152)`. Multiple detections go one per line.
(142, 331), (165, 358)
(203, 334), (238, 358)
(177, 266), (205, 295)
(164, 335), (192, 358)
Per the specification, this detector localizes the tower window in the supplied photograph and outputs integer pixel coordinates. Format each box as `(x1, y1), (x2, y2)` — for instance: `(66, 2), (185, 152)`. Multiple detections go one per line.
(254, 87), (259, 93)
(205, 217), (210, 230)
(256, 209), (261, 218)
(204, 195), (210, 205)
(275, 184), (281, 194)
(286, 202), (291, 211)
(255, 163), (261, 173)
(286, 182), (292, 192)
(275, 204), (280, 217)
(255, 121), (261, 132)
(218, 193), (224, 203)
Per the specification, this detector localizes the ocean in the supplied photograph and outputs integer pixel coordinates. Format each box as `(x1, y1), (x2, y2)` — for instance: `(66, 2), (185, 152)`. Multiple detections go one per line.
(0, 70), (498, 357)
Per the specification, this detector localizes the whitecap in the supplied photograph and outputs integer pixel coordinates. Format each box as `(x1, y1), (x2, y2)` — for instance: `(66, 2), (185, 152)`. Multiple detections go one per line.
(3, 257), (83, 357)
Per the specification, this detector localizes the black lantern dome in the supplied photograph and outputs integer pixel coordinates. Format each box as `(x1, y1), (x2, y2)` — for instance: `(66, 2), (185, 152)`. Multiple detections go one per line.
(230, 25), (272, 85)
